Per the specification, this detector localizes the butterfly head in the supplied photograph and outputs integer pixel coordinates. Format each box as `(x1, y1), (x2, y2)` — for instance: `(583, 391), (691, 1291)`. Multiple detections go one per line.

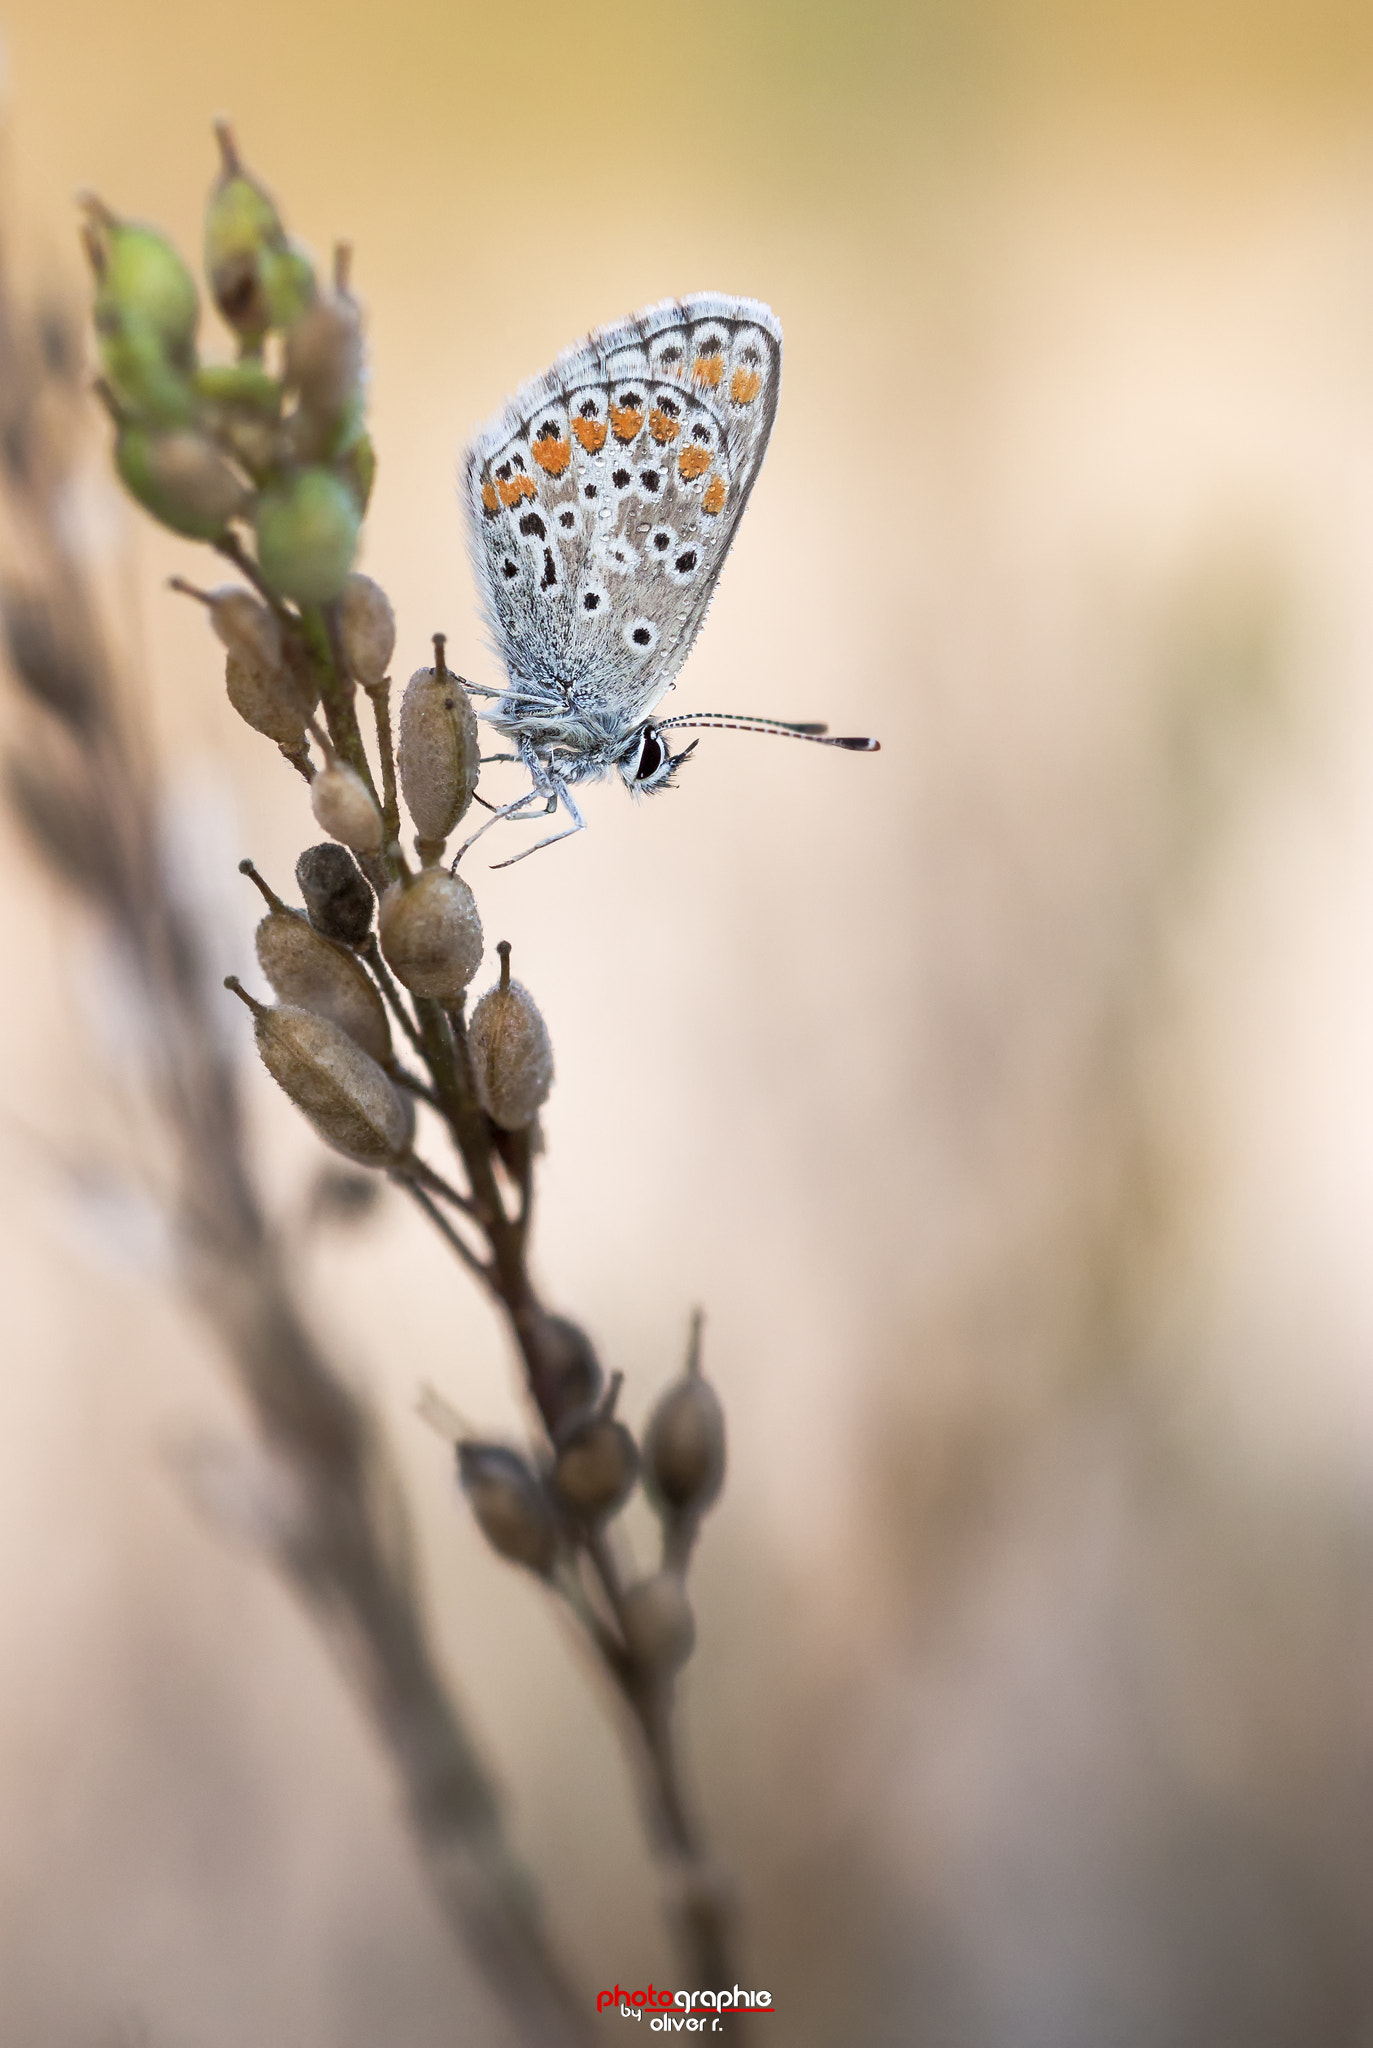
(616, 722), (698, 795)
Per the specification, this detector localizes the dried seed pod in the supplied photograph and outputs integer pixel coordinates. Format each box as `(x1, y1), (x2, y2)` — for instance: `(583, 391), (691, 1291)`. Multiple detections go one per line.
(174, 579), (281, 671)
(467, 941), (553, 1130)
(339, 573), (395, 687)
(529, 1314), (603, 1434)
(552, 1373), (638, 1521)
(619, 1572), (695, 1675)
(644, 1315), (726, 1519)
(285, 291), (363, 427)
(310, 761), (384, 855)
(226, 982), (409, 1165)
(378, 868), (482, 1000)
(224, 649), (317, 748)
(254, 468), (360, 605)
(457, 1443), (557, 1576)
(397, 641), (479, 856)
(115, 426), (249, 538)
(295, 842), (374, 945)
(244, 862), (390, 1064)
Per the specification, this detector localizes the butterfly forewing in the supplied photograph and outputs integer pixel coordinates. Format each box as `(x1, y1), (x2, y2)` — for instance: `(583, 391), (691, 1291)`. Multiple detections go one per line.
(465, 294), (782, 737)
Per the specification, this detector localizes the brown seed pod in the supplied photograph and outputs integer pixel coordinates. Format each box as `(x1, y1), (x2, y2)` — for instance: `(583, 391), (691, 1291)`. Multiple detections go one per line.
(378, 867), (482, 999)
(644, 1314), (726, 1520)
(397, 640), (479, 857)
(226, 982), (409, 1165)
(310, 761), (383, 855)
(285, 290), (363, 426)
(247, 866), (390, 1064)
(339, 572), (395, 688)
(467, 941), (553, 1130)
(552, 1373), (638, 1521)
(224, 649), (318, 748)
(529, 1313), (603, 1434)
(174, 578), (282, 672)
(295, 842), (374, 946)
(457, 1442), (557, 1576)
(619, 1572), (695, 1675)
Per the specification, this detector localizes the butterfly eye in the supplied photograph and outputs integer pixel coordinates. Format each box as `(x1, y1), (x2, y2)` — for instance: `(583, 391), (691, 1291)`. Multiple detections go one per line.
(636, 730), (664, 780)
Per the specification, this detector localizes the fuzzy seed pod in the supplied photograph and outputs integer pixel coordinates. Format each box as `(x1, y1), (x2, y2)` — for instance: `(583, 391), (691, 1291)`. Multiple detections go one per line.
(552, 1381), (638, 1521)
(224, 649), (318, 748)
(194, 584), (282, 672)
(530, 1314), (603, 1434)
(254, 909), (390, 1064)
(339, 573), (395, 687)
(645, 1358), (726, 1520)
(115, 426), (249, 538)
(457, 1443), (557, 1576)
(467, 945), (553, 1130)
(378, 868), (482, 1000)
(295, 842), (374, 946)
(310, 762), (384, 855)
(233, 990), (409, 1165)
(285, 291), (363, 427)
(397, 660), (479, 854)
(619, 1572), (695, 1675)
(254, 469), (360, 605)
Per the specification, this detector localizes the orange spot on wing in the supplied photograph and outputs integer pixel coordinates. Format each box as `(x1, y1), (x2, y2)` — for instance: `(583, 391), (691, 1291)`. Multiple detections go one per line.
(481, 482), (500, 514)
(532, 436), (572, 476)
(730, 368), (762, 404)
(701, 474), (728, 515)
(692, 353), (724, 387)
(678, 445), (712, 481)
(572, 416), (608, 453)
(649, 407), (680, 443)
(609, 403), (644, 442)
(497, 473), (537, 507)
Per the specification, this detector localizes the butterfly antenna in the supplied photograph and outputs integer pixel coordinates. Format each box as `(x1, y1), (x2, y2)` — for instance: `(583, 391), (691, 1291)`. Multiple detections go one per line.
(656, 713), (880, 752)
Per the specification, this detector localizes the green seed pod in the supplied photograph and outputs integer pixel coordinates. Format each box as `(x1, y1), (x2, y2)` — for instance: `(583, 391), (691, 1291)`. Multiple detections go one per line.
(115, 426), (249, 539)
(285, 291), (363, 427)
(204, 123), (301, 343)
(530, 1314), (603, 1434)
(619, 1572), (695, 1675)
(398, 654), (480, 856)
(254, 469), (360, 605)
(552, 1375), (638, 1521)
(87, 208), (199, 360)
(96, 315), (196, 426)
(227, 983), (408, 1165)
(193, 360), (281, 414)
(378, 868), (482, 1000)
(247, 872), (390, 1064)
(295, 842), (374, 946)
(457, 1443), (557, 1576)
(224, 651), (316, 748)
(336, 418), (377, 512)
(260, 244), (316, 331)
(310, 761), (384, 855)
(339, 573), (395, 688)
(467, 942), (553, 1130)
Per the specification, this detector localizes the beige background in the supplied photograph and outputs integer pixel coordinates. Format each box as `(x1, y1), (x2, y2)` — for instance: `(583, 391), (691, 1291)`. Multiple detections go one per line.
(1, 1), (1373, 2041)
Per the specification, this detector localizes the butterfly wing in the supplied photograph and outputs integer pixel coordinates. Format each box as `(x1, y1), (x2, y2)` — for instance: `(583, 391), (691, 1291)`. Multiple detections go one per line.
(464, 295), (782, 743)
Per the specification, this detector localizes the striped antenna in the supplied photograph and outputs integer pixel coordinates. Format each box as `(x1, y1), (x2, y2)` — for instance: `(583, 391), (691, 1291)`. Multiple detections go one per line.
(655, 713), (879, 751)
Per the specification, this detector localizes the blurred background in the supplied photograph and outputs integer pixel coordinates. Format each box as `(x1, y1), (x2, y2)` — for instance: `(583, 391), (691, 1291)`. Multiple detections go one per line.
(2, 0), (1373, 2041)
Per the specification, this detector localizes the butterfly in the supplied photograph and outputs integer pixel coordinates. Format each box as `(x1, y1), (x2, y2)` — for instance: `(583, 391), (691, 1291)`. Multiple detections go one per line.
(461, 293), (877, 863)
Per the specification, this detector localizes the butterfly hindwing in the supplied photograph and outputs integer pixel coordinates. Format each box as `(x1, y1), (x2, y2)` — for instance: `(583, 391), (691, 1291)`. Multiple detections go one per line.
(465, 295), (782, 732)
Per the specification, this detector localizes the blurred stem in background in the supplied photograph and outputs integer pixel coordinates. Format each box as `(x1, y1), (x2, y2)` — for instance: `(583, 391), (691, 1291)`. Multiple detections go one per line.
(0, 193), (590, 2048)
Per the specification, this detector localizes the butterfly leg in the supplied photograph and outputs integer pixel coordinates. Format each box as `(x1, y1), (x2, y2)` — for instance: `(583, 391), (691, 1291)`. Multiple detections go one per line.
(489, 777), (587, 868)
(449, 783), (545, 865)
